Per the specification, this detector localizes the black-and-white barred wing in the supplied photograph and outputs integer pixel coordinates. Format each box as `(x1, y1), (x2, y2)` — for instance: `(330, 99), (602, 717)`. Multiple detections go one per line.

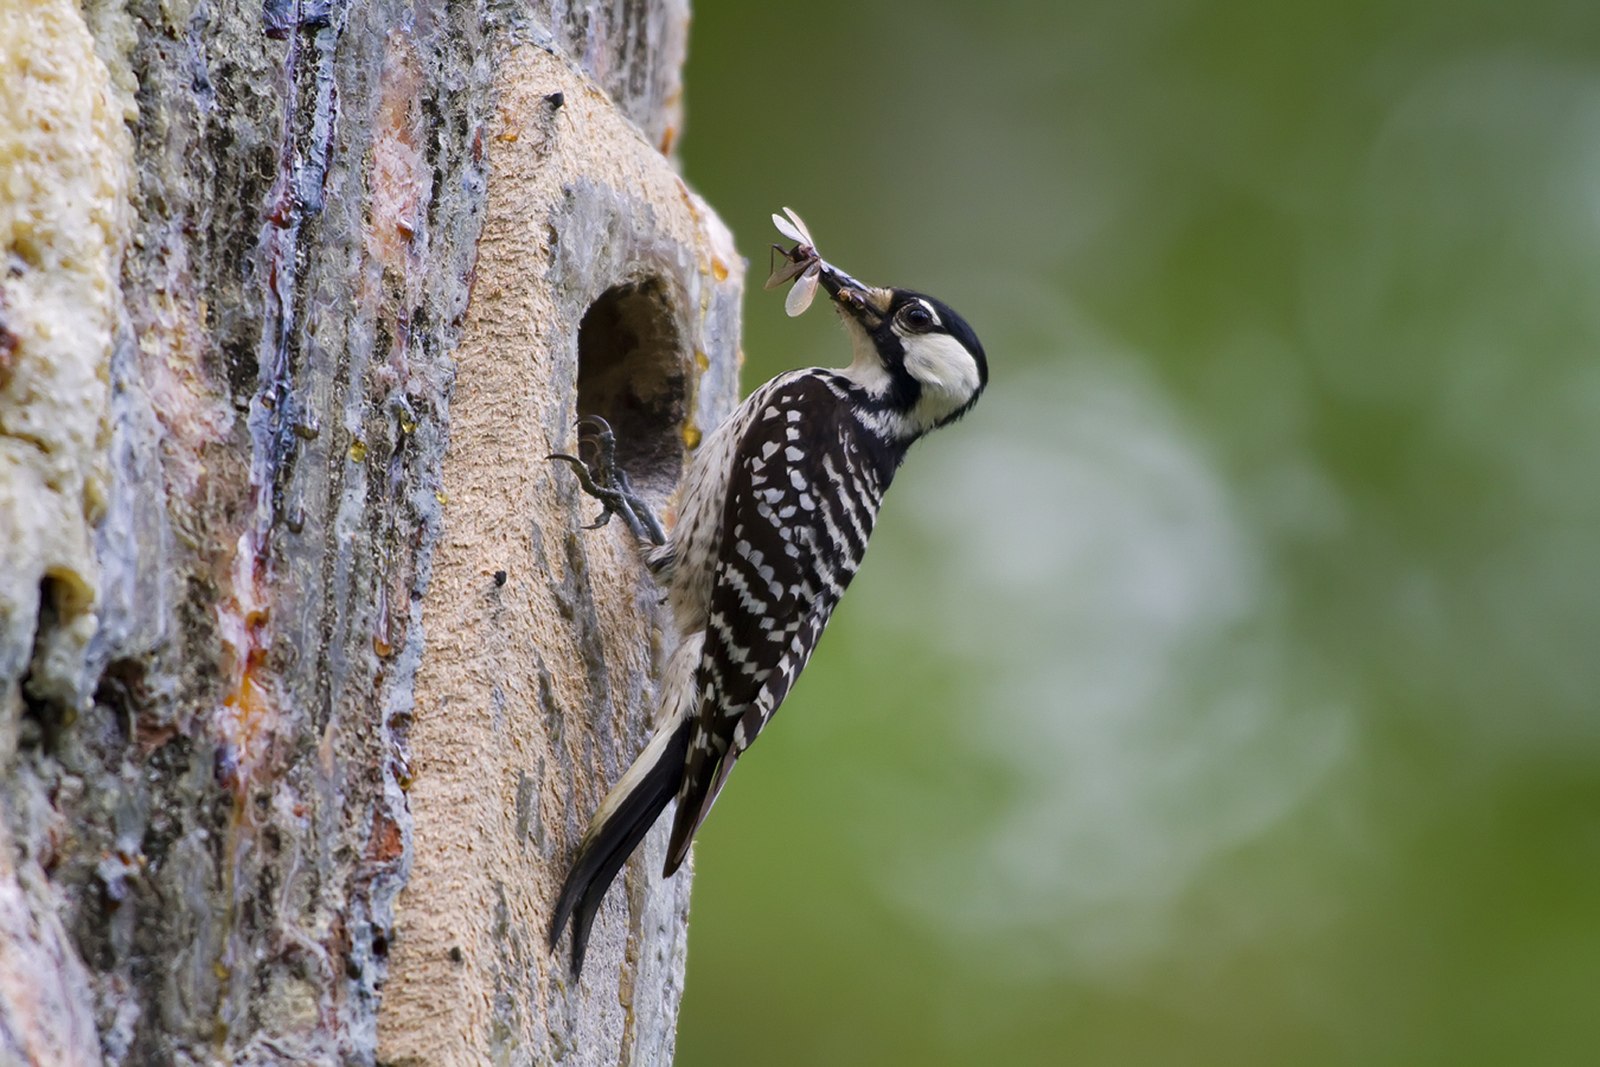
(662, 372), (900, 873)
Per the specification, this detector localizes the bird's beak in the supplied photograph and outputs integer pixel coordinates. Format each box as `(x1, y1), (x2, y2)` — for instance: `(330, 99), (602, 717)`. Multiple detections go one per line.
(818, 263), (890, 327)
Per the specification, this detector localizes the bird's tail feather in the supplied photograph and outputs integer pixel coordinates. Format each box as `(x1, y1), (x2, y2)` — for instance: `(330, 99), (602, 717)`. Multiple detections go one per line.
(547, 714), (693, 976)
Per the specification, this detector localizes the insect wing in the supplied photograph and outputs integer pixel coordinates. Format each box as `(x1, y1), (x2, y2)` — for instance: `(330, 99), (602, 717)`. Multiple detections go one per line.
(771, 212), (805, 245)
(784, 263), (820, 316)
(782, 207), (815, 246)
(764, 247), (814, 290)
(771, 207), (815, 248)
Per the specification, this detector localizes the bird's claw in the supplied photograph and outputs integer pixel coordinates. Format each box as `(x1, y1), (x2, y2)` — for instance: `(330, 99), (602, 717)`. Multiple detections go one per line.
(548, 418), (667, 546)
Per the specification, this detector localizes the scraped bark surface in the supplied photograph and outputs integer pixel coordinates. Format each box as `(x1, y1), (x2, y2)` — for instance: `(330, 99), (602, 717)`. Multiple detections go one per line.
(0, 0), (738, 1063)
(377, 46), (742, 1066)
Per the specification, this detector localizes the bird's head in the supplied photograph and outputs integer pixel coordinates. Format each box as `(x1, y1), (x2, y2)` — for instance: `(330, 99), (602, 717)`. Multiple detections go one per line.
(768, 207), (988, 440)
(820, 270), (988, 439)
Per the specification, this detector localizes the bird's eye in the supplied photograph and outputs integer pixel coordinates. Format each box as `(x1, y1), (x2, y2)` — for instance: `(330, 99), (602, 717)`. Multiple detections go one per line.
(899, 303), (934, 331)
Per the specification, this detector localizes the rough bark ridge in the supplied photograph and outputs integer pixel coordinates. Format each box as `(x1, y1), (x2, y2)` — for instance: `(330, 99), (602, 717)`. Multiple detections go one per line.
(0, 0), (739, 1063)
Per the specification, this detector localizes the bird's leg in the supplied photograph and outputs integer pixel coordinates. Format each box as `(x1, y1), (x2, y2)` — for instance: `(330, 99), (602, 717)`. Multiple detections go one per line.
(548, 415), (666, 547)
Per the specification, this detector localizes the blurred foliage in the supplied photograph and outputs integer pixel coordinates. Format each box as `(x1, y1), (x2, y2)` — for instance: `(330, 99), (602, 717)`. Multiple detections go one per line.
(674, 1), (1600, 1064)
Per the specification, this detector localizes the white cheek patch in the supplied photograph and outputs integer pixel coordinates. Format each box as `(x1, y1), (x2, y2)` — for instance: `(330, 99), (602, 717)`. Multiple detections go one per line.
(904, 333), (980, 400)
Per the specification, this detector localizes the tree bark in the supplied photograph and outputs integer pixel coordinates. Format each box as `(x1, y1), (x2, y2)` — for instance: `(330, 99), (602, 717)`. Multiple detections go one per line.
(0, 1), (739, 1064)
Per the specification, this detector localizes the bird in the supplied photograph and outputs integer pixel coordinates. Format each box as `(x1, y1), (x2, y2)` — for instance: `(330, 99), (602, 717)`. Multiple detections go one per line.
(546, 209), (988, 976)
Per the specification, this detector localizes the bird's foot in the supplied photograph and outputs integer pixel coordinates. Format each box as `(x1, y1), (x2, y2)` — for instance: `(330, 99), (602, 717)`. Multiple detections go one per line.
(548, 415), (666, 546)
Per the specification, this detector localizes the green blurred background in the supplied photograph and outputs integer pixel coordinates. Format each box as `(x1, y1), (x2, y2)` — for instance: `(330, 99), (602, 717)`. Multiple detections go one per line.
(674, 2), (1600, 1064)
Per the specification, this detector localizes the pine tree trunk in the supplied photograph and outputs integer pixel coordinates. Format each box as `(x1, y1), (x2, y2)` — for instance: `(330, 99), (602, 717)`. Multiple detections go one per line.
(0, 1), (740, 1063)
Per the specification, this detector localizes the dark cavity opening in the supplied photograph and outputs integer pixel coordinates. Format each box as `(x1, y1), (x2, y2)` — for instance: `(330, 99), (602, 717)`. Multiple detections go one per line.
(19, 574), (79, 752)
(576, 278), (687, 497)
